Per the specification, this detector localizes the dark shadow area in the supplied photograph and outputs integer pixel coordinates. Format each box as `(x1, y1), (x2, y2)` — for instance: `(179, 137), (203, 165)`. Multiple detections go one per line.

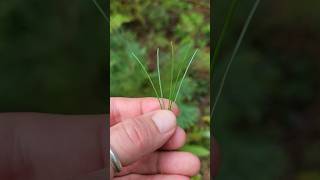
(0, 0), (108, 114)
(0, 0), (108, 179)
(213, 0), (320, 179)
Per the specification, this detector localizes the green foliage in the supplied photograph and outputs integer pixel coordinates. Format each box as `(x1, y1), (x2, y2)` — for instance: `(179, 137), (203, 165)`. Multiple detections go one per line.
(110, 14), (132, 32)
(110, 32), (147, 97)
(178, 103), (200, 129)
(110, 0), (210, 178)
(191, 175), (203, 180)
(181, 144), (210, 157)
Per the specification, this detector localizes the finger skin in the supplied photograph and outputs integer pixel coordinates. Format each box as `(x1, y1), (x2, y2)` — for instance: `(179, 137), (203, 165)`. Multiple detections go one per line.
(114, 174), (190, 180)
(116, 151), (201, 177)
(110, 97), (179, 126)
(110, 110), (176, 166)
(0, 113), (106, 180)
(161, 127), (186, 150)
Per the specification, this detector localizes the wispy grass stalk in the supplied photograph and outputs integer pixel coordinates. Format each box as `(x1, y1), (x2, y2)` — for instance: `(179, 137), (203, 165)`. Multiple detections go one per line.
(91, 0), (108, 21)
(211, 0), (261, 118)
(212, 0), (239, 70)
(157, 48), (164, 109)
(173, 49), (199, 103)
(132, 52), (163, 109)
(171, 44), (193, 107)
(168, 42), (175, 109)
(92, 0), (200, 111)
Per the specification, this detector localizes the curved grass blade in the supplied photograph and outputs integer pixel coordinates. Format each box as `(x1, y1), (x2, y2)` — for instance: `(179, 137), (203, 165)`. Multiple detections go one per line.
(157, 48), (164, 109)
(131, 52), (163, 109)
(211, 0), (261, 118)
(173, 49), (199, 103)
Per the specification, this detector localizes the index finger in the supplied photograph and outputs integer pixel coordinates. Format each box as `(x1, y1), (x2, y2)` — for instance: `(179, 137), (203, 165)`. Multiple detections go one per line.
(110, 97), (179, 126)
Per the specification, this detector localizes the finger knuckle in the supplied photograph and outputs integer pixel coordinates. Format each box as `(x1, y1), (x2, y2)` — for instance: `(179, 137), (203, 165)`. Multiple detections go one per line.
(123, 121), (147, 150)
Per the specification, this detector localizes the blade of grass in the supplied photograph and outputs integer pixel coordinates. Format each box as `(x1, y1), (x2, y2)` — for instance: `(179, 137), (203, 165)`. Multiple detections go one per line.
(93, 0), (200, 111)
(171, 44), (193, 107)
(169, 42), (175, 109)
(211, 0), (238, 109)
(157, 48), (164, 109)
(132, 52), (163, 109)
(91, 0), (136, 54)
(94, 0), (173, 110)
(93, 0), (161, 107)
(91, 0), (108, 21)
(211, 0), (261, 118)
(173, 49), (199, 103)
(212, 0), (239, 70)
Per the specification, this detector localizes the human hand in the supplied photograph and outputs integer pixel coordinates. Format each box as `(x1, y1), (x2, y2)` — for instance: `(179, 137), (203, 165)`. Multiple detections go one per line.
(110, 97), (200, 180)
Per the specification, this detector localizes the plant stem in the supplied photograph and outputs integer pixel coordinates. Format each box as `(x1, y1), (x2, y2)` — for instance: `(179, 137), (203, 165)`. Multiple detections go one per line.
(91, 0), (108, 21)
(211, 0), (261, 118)
(169, 42), (175, 110)
(173, 49), (199, 103)
(157, 48), (164, 109)
(172, 44), (192, 106)
(131, 52), (163, 109)
(212, 0), (239, 71)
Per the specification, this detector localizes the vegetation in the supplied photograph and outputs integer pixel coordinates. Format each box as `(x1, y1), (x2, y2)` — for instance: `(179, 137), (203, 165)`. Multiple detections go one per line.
(109, 0), (210, 179)
(1, 0), (319, 179)
(214, 0), (320, 179)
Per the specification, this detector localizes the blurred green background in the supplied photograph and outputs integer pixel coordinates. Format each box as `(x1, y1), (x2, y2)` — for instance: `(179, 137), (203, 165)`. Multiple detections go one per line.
(214, 0), (320, 179)
(0, 0), (107, 114)
(1, 0), (320, 179)
(110, 0), (210, 179)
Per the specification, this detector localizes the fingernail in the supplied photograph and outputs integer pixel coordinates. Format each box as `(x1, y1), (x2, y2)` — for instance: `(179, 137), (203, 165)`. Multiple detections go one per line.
(152, 110), (176, 133)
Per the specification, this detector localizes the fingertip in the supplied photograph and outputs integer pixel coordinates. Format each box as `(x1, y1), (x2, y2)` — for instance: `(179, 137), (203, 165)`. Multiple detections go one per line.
(190, 153), (201, 176)
(152, 110), (177, 134)
(162, 126), (186, 150)
(182, 152), (201, 176)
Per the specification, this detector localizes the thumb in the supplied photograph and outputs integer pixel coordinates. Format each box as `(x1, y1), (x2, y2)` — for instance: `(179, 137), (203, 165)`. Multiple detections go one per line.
(110, 110), (176, 166)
